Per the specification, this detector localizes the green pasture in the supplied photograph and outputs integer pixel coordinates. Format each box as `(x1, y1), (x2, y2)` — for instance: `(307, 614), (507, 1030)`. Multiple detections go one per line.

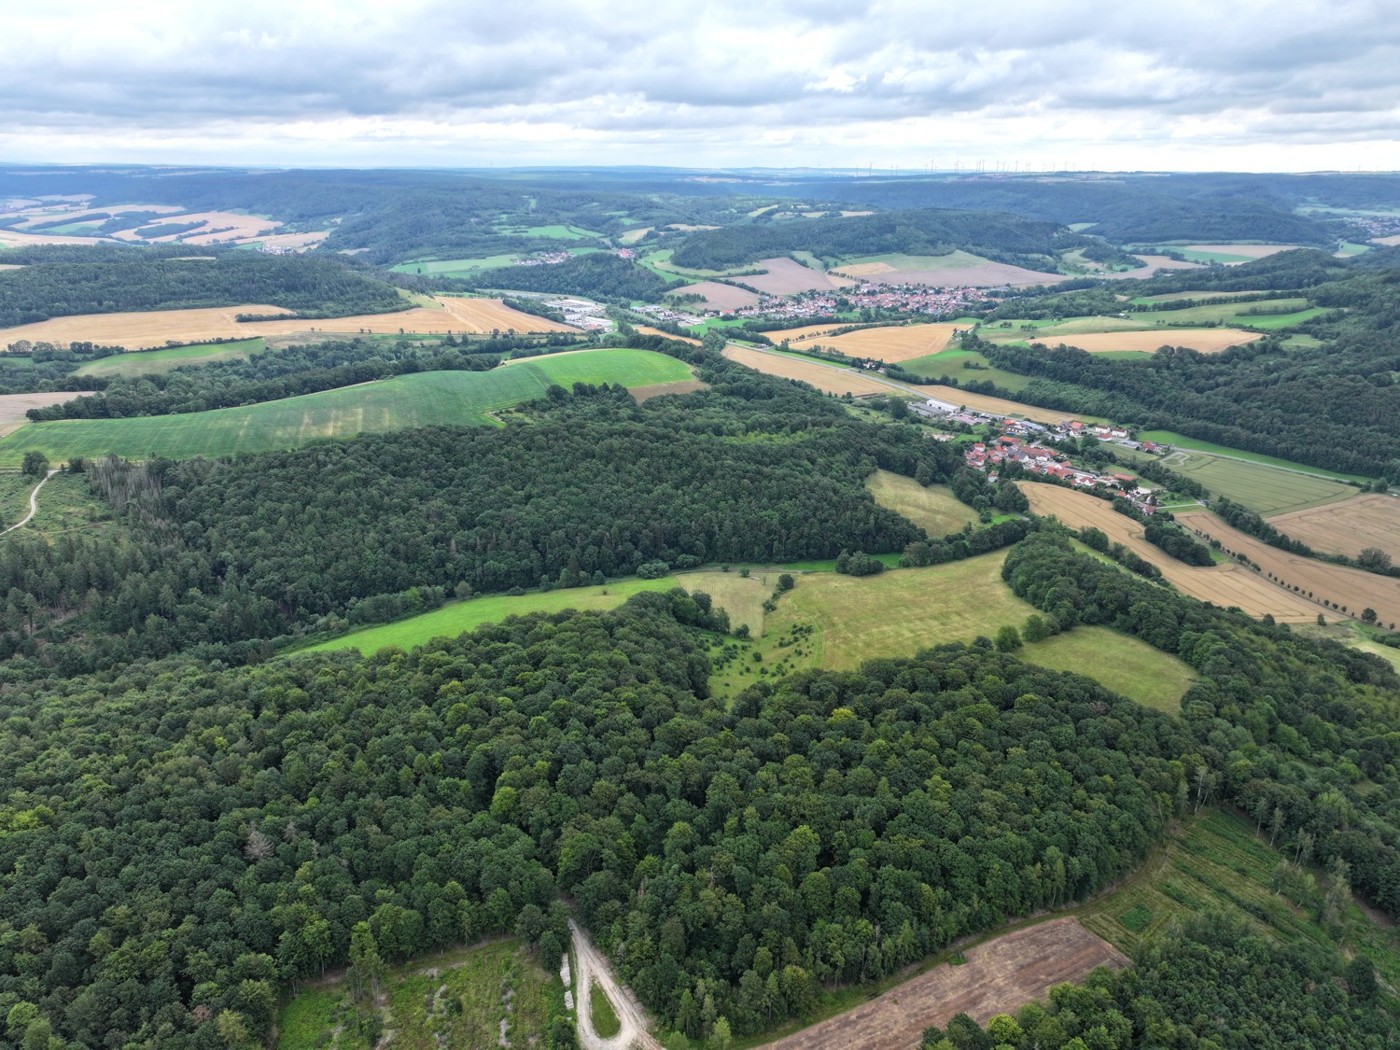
(1021, 626), (1196, 715)
(1137, 430), (1371, 483)
(866, 470), (981, 536)
(74, 338), (266, 377)
(390, 254), (520, 277)
(1146, 247), (1256, 264)
(1123, 447), (1354, 516)
(898, 347), (1033, 389)
(1129, 290), (1266, 305)
(494, 223), (595, 240)
(0, 349), (691, 466)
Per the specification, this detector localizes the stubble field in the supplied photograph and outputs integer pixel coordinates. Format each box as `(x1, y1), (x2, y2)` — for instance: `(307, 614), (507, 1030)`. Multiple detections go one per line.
(722, 346), (894, 396)
(1265, 493), (1400, 560)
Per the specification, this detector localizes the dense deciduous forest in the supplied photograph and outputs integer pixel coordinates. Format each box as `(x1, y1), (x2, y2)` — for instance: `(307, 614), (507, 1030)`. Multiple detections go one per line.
(0, 252), (406, 327)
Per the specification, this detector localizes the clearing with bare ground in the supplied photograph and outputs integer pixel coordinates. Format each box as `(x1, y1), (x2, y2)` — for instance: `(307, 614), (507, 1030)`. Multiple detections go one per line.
(1023, 484), (1319, 621)
(1176, 510), (1400, 628)
(760, 920), (1126, 1050)
(722, 346), (894, 396)
(1266, 493), (1400, 561)
(804, 323), (960, 361)
(0, 296), (577, 349)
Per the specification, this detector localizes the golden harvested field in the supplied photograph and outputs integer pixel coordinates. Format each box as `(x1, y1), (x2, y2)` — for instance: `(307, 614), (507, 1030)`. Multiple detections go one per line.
(0, 228), (106, 247)
(634, 325), (700, 345)
(1176, 510), (1400, 628)
(761, 323), (851, 342)
(1373, 234), (1400, 247)
(0, 392), (78, 437)
(722, 346), (893, 396)
(1266, 493), (1400, 560)
(1033, 328), (1261, 354)
(250, 230), (329, 250)
(0, 265), (21, 271)
(1101, 255), (1206, 279)
(866, 470), (979, 536)
(810, 323), (960, 361)
(0, 296), (576, 349)
(1023, 484), (1319, 621)
(744, 257), (853, 295)
(670, 281), (761, 311)
(761, 920), (1126, 1050)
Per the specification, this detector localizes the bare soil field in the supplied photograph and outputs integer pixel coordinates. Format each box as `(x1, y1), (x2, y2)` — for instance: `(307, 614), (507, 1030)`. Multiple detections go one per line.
(860, 260), (1067, 288)
(761, 920), (1125, 1050)
(722, 346), (893, 396)
(0, 297), (576, 349)
(670, 281), (760, 312)
(0, 392), (79, 437)
(1023, 484), (1319, 621)
(744, 257), (853, 295)
(1031, 328), (1261, 354)
(1176, 510), (1400, 628)
(1184, 243), (1303, 258)
(810, 323), (959, 361)
(1267, 493), (1400, 560)
(634, 325), (700, 345)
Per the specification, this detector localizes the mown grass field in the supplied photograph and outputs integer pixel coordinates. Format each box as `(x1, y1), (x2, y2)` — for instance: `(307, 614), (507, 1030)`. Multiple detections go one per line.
(0, 349), (691, 466)
(276, 939), (565, 1050)
(1021, 625), (1197, 714)
(1137, 430), (1372, 483)
(865, 470), (980, 537)
(74, 338), (266, 377)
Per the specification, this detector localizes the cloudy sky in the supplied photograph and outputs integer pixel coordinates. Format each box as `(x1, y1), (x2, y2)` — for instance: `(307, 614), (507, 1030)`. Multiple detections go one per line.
(3, 0), (1397, 171)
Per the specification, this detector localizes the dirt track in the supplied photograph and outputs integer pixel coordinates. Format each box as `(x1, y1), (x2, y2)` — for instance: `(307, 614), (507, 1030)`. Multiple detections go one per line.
(760, 919), (1126, 1050)
(571, 920), (663, 1050)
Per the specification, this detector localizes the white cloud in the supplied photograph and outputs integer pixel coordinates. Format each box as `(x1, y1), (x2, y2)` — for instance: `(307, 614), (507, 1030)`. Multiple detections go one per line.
(1, 0), (1398, 169)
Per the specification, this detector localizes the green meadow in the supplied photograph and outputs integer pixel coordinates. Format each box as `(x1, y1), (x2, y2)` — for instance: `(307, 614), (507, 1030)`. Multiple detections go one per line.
(74, 338), (266, 377)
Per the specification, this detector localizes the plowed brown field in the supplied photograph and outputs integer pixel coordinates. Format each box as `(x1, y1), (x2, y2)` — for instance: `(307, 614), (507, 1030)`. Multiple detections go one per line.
(761, 920), (1126, 1050)
(1023, 485), (1318, 621)
(671, 281), (761, 311)
(744, 257), (853, 295)
(1266, 493), (1400, 561)
(0, 392), (79, 437)
(722, 347), (892, 396)
(0, 296), (576, 349)
(1177, 510), (1400, 628)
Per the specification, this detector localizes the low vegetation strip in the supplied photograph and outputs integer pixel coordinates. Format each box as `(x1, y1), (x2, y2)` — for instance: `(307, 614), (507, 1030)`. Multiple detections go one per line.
(74, 337), (266, 376)
(759, 920), (1125, 1050)
(0, 349), (691, 465)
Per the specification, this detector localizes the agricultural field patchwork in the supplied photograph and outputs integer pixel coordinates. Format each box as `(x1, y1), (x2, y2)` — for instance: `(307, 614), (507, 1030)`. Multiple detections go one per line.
(1021, 483), (1319, 621)
(0, 349), (691, 465)
(742, 257), (853, 295)
(1176, 510), (1400, 629)
(0, 296), (576, 350)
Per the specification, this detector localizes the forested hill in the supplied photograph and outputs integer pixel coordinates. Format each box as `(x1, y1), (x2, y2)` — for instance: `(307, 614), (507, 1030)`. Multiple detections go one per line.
(669, 207), (1092, 270)
(0, 250), (407, 327)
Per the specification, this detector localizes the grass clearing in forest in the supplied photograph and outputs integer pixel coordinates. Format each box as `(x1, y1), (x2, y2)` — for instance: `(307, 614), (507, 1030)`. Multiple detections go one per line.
(275, 939), (565, 1050)
(74, 338), (265, 376)
(0, 349), (690, 465)
(865, 470), (980, 537)
(1022, 626), (1197, 714)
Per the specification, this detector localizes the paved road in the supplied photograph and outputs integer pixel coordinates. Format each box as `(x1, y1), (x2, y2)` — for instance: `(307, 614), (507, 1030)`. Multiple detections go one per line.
(0, 469), (57, 536)
(570, 919), (663, 1050)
